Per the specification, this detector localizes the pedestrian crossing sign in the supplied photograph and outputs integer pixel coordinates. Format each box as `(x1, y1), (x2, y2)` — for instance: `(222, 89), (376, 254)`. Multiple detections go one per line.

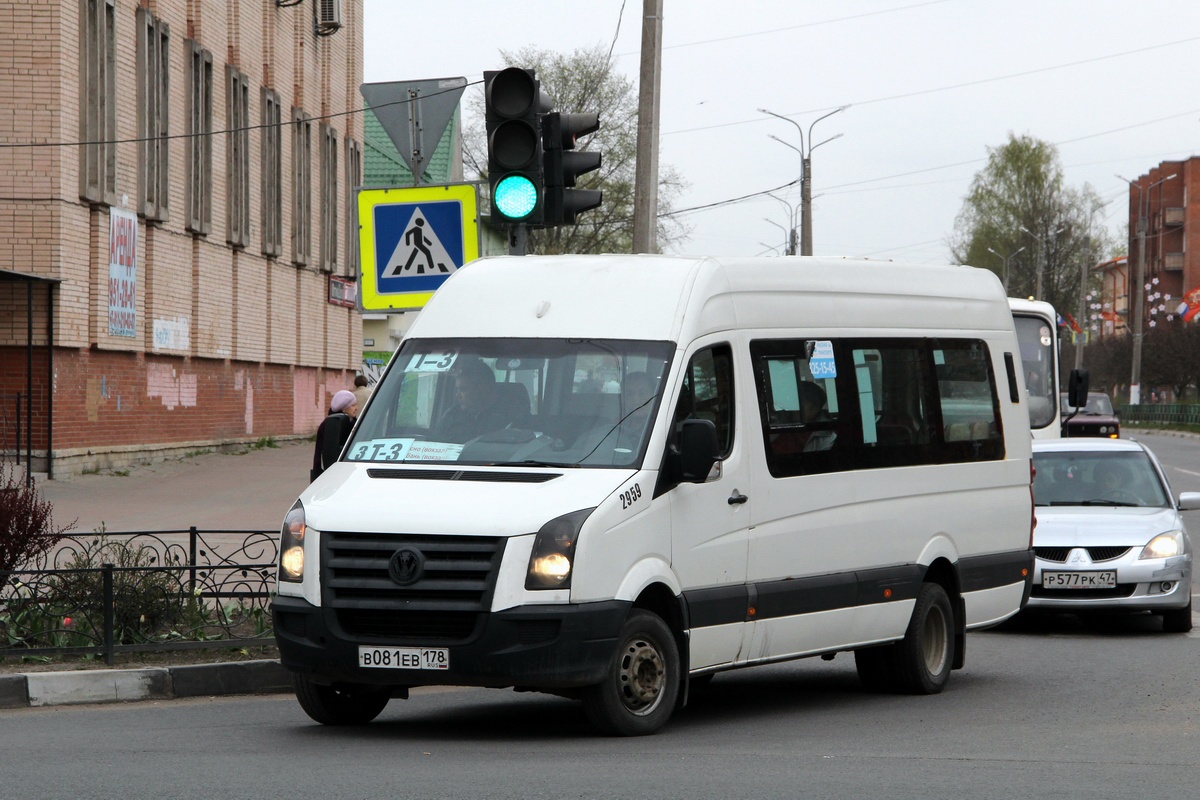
(357, 184), (480, 311)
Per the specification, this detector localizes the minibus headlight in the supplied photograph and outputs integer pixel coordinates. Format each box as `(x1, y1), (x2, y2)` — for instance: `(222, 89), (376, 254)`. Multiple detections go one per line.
(279, 501), (307, 582)
(1140, 531), (1185, 560)
(526, 508), (594, 590)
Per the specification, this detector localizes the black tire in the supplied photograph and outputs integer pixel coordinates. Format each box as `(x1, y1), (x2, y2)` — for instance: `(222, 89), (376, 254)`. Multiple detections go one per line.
(581, 609), (680, 736)
(292, 674), (391, 725)
(891, 582), (954, 694)
(853, 645), (897, 692)
(1162, 595), (1193, 633)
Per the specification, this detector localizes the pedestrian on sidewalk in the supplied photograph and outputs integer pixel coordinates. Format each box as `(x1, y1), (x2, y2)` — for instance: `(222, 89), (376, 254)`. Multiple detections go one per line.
(311, 390), (357, 481)
(352, 374), (372, 416)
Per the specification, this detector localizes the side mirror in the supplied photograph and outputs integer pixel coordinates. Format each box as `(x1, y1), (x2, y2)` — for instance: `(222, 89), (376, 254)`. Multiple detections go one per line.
(678, 418), (719, 483)
(1067, 368), (1089, 409)
(1177, 492), (1200, 512)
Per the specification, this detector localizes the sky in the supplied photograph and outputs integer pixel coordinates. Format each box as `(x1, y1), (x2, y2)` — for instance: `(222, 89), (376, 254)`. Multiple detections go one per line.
(362, 0), (1200, 264)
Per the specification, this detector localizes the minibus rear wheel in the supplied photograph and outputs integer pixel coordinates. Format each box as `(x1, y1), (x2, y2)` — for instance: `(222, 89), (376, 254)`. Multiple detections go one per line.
(292, 674), (391, 725)
(892, 582), (953, 694)
(581, 609), (680, 736)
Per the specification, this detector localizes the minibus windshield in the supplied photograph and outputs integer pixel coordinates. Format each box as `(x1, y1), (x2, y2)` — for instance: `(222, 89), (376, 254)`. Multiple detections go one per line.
(346, 338), (674, 468)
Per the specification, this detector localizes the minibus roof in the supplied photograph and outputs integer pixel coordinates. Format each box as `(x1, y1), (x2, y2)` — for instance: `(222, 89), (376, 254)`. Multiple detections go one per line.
(405, 254), (1013, 343)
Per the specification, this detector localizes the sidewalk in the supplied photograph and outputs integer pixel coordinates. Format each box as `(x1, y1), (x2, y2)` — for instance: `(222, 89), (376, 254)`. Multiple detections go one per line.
(2, 441), (315, 710)
(38, 438), (313, 533)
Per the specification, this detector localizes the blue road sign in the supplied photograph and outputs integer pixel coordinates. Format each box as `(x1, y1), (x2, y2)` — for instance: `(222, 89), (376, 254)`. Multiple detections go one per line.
(358, 185), (480, 312)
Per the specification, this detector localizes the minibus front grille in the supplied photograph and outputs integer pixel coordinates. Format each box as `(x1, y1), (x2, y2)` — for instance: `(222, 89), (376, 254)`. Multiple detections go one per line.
(321, 531), (506, 643)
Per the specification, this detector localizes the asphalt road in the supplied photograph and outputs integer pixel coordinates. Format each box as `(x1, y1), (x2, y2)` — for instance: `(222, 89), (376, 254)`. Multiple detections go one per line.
(7, 430), (1195, 798)
(2, 616), (1197, 799)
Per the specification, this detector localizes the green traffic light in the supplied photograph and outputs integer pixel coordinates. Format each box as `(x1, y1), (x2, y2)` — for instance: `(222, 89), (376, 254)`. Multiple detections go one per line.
(493, 175), (537, 219)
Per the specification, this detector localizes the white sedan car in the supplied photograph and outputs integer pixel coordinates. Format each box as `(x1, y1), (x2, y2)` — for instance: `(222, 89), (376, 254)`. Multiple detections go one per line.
(1030, 438), (1200, 632)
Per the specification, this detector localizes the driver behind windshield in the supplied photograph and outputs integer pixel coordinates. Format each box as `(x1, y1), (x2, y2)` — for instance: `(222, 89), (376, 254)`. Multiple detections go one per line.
(433, 359), (507, 443)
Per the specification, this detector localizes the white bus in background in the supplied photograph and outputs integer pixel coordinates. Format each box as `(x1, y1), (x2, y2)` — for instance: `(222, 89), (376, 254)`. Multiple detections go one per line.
(1008, 298), (1087, 439)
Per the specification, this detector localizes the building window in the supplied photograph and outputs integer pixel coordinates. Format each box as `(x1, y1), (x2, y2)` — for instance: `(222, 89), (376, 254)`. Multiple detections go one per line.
(261, 89), (283, 258)
(186, 40), (213, 235)
(319, 123), (338, 273)
(225, 65), (251, 248)
(80, 0), (116, 205)
(345, 137), (361, 277)
(136, 8), (169, 221)
(292, 108), (312, 266)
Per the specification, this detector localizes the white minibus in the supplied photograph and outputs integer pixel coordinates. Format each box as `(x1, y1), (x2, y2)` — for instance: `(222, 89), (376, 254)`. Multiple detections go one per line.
(274, 255), (1035, 735)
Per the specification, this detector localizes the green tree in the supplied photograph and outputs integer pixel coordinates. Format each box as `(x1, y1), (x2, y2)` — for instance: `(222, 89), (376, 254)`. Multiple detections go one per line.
(950, 133), (1116, 314)
(464, 44), (690, 254)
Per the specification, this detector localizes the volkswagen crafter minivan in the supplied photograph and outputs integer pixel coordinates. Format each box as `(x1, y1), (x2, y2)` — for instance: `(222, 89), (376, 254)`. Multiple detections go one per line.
(273, 254), (1035, 735)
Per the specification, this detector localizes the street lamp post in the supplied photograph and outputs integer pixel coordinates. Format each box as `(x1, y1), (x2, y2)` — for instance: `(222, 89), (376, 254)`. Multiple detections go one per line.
(758, 105), (849, 255)
(1116, 172), (1177, 405)
(986, 246), (1025, 294)
(763, 217), (788, 255)
(767, 192), (799, 255)
(1074, 200), (1112, 370)
(1018, 224), (1065, 301)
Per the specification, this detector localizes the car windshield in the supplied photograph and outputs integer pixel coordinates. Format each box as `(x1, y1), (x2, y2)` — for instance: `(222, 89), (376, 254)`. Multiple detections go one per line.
(1032, 450), (1169, 507)
(346, 337), (674, 468)
(1013, 315), (1056, 430)
(1060, 393), (1115, 416)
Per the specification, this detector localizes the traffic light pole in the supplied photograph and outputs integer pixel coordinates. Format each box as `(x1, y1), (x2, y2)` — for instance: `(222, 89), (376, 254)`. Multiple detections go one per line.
(508, 225), (528, 256)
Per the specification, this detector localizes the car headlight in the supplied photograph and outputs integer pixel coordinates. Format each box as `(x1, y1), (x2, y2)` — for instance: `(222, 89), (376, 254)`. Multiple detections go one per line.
(1140, 531), (1185, 560)
(279, 501), (307, 582)
(525, 508), (594, 590)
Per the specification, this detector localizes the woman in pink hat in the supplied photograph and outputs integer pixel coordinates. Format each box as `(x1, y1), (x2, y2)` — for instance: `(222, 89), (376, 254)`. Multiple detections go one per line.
(311, 390), (357, 481)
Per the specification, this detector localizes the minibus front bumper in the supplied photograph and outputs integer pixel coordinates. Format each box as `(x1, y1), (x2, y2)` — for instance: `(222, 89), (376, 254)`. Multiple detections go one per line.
(271, 595), (631, 689)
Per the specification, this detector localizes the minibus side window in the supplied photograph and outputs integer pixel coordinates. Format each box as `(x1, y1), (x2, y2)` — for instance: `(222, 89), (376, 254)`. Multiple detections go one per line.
(933, 340), (1005, 462)
(848, 343), (938, 470)
(751, 339), (851, 477)
(672, 345), (735, 458)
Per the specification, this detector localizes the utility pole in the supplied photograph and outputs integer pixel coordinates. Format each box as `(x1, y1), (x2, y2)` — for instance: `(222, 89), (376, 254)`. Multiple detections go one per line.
(631, 0), (663, 254)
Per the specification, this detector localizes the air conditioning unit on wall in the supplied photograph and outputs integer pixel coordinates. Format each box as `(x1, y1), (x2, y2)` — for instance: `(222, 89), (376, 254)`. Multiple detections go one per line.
(317, 0), (342, 32)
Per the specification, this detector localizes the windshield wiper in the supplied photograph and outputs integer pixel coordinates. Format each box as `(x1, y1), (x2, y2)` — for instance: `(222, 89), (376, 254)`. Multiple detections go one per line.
(516, 459), (580, 468)
(1078, 499), (1139, 507)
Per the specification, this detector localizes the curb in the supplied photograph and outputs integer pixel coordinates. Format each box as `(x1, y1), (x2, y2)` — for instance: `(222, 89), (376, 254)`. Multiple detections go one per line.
(0, 660), (291, 710)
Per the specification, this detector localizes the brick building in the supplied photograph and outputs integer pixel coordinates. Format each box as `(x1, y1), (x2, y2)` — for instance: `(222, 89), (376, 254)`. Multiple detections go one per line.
(0, 0), (364, 478)
(1097, 158), (1200, 340)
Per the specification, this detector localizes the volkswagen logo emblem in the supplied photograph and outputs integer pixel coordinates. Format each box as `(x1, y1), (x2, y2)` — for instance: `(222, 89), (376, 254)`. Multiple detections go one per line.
(388, 547), (424, 586)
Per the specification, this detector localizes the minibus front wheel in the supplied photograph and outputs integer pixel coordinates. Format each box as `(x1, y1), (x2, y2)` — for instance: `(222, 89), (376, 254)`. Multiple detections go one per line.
(581, 609), (680, 736)
(292, 674), (392, 725)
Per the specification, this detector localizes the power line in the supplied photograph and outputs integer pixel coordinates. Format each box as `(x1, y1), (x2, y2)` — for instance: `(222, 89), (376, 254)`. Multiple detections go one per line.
(668, 108), (1200, 217)
(0, 80), (482, 150)
(620, 0), (956, 55)
(664, 35), (1200, 137)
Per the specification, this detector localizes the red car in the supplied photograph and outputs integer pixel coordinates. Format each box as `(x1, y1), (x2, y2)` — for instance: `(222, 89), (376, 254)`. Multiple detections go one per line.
(1060, 392), (1120, 438)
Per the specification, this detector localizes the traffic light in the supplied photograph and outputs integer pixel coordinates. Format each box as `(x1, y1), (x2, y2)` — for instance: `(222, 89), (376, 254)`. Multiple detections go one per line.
(542, 112), (602, 226)
(484, 68), (551, 225)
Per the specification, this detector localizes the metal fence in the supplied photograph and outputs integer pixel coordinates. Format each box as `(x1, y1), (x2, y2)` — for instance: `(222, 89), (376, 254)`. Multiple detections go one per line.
(1117, 403), (1200, 428)
(1, 528), (277, 665)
